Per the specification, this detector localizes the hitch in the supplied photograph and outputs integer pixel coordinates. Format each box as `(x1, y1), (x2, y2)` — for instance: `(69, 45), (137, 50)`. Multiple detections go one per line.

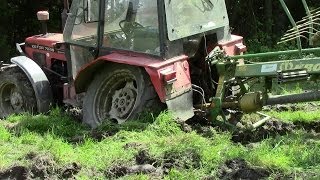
(200, 0), (320, 129)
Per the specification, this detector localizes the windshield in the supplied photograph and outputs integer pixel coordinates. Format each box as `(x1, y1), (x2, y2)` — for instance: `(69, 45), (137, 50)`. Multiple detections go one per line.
(64, 0), (160, 56)
(102, 0), (160, 56)
(165, 0), (229, 41)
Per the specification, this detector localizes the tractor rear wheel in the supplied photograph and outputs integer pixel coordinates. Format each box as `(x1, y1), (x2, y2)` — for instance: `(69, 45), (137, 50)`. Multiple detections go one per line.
(0, 66), (37, 118)
(82, 64), (161, 128)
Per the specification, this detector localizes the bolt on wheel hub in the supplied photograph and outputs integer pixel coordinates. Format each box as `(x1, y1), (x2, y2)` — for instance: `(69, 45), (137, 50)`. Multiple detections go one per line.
(110, 81), (137, 120)
(10, 91), (23, 110)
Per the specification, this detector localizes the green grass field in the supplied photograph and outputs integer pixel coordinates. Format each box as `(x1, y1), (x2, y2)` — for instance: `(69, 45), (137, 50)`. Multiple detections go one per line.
(0, 106), (319, 179)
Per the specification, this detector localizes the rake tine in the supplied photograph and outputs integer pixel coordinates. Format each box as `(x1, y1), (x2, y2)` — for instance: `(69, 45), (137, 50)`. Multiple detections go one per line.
(282, 27), (318, 38)
(278, 35), (309, 44)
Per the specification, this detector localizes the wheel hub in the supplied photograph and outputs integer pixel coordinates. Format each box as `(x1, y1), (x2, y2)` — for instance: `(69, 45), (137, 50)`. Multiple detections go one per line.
(10, 91), (23, 110)
(110, 81), (137, 121)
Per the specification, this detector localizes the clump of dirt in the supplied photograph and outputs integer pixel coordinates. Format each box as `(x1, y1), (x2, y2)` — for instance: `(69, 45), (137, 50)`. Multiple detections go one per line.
(106, 148), (161, 178)
(68, 129), (119, 143)
(106, 148), (201, 178)
(232, 120), (295, 144)
(61, 162), (81, 178)
(218, 158), (270, 179)
(178, 115), (216, 138)
(106, 164), (158, 178)
(135, 149), (157, 165)
(28, 153), (58, 179)
(162, 148), (201, 173)
(0, 166), (28, 180)
(294, 121), (320, 133)
(64, 106), (83, 122)
(0, 152), (81, 179)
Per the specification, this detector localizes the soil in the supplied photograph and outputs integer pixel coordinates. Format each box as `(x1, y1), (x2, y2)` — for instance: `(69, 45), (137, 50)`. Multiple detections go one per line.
(106, 148), (201, 178)
(231, 120), (295, 144)
(293, 120), (320, 133)
(181, 114), (320, 145)
(218, 158), (270, 180)
(0, 153), (81, 179)
(0, 166), (28, 180)
(162, 148), (201, 171)
(135, 149), (157, 165)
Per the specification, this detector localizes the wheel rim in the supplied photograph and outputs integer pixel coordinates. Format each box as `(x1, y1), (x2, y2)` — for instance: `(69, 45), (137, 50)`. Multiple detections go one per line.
(94, 72), (138, 124)
(0, 83), (24, 115)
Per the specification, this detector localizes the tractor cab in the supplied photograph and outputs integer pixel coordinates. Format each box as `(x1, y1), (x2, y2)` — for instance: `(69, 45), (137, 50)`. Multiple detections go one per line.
(63, 0), (232, 77)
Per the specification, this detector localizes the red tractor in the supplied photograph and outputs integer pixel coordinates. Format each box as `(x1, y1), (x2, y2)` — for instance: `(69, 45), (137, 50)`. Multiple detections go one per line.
(0, 0), (245, 128)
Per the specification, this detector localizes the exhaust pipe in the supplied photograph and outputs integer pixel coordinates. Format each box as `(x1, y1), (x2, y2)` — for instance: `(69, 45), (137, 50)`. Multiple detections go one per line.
(37, 11), (49, 35)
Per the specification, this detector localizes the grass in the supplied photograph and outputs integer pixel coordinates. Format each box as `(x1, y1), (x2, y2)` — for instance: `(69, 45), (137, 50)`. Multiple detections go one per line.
(0, 107), (319, 179)
(266, 109), (320, 122)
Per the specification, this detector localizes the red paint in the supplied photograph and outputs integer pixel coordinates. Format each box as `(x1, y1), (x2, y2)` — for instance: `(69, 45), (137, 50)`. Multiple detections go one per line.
(25, 33), (66, 68)
(75, 51), (192, 102)
(219, 35), (247, 56)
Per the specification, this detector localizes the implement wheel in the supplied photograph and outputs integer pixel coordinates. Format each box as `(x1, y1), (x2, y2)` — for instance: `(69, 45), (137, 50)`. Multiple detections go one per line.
(83, 64), (160, 128)
(0, 66), (37, 118)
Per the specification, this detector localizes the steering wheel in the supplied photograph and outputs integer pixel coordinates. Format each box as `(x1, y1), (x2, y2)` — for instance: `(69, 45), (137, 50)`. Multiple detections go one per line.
(119, 20), (144, 38)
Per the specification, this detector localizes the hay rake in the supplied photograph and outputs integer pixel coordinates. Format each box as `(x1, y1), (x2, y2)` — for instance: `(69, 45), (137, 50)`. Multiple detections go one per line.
(279, 0), (320, 50)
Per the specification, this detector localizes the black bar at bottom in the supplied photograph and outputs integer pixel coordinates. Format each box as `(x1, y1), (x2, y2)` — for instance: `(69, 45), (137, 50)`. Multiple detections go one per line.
(266, 91), (320, 105)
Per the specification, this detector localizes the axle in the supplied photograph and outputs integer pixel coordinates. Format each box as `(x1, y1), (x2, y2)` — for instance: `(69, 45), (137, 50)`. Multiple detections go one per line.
(266, 91), (320, 105)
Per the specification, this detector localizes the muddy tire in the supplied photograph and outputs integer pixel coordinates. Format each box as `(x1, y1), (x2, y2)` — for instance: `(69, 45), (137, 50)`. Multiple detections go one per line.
(0, 66), (37, 118)
(83, 64), (161, 128)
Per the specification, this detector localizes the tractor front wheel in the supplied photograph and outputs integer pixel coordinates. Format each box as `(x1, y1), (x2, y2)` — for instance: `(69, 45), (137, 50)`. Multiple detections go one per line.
(0, 66), (37, 118)
(82, 64), (160, 128)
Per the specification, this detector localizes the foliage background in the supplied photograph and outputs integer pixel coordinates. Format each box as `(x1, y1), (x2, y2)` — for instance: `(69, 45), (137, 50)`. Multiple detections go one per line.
(1, 0), (320, 60)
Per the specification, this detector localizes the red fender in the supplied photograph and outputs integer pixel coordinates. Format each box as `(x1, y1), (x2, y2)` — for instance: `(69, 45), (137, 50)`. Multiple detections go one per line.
(74, 51), (192, 102)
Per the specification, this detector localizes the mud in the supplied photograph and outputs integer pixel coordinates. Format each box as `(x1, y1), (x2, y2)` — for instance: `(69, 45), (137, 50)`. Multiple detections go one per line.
(218, 158), (270, 180)
(135, 149), (157, 165)
(0, 153), (81, 179)
(162, 149), (201, 172)
(61, 162), (81, 178)
(294, 120), (320, 133)
(0, 166), (28, 180)
(68, 129), (119, 143)
(106, 164), (158, 178)
(182, 113), (320, 145)
(106, 148), (202, 178)
(179, 115), (216, 138)
(232, 120), (295, 144)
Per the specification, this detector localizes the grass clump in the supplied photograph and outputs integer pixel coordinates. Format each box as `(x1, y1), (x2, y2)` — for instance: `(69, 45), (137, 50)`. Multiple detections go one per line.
(267, 109), (320, 123)
(245, 131), (320, 171)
